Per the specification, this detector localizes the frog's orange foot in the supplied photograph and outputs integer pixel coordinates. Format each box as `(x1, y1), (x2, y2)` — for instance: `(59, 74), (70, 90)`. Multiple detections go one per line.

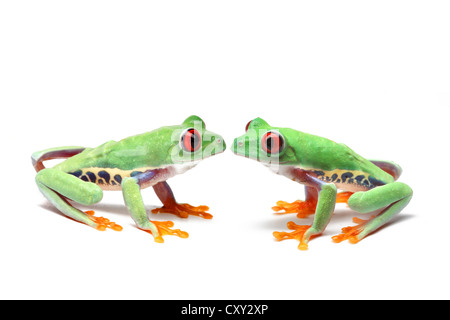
(273, 221), (311, 250)
(336, 192), (354, 204)
(151, 203), (212, 219)
(85, 210), (123, 232)
(272, 200), (316, 218)
(141, 220), (189, 243)
(332, 216), (374, 244)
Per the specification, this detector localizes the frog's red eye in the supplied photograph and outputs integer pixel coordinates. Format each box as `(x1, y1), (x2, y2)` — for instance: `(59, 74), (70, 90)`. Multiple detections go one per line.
(245, 120), (252, 132)
(181, 128), (202, 152)
(261, 131), (285, 154)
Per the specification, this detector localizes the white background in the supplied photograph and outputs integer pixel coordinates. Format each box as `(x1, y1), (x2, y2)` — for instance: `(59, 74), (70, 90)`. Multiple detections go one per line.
(1, 1), (449, 300)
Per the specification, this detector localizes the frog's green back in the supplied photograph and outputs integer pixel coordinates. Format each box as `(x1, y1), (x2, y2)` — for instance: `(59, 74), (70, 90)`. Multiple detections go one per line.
(53, 129), (173, 172)
(280, 128), (395, 184)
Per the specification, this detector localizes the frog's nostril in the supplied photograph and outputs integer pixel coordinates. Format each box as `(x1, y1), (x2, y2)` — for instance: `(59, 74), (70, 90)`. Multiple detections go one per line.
(217, 139), (221, 143)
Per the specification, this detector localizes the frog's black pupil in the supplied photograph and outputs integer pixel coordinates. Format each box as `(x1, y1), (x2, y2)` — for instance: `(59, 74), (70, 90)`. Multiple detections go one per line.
(190, 131), (199, 150)
(266, 137), (273, 151)
(263, 132), (284, 154)
(183, 128), (201, 152)
(278, 135), (284, 151)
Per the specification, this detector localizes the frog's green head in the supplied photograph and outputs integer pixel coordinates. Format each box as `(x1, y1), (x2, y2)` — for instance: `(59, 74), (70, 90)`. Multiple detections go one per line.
(147, 115), (226, 166)
(231, 117), (299, 166)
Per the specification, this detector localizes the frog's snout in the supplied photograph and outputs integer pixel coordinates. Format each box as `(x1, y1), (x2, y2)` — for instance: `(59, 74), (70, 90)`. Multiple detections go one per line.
(231, 138), (238, 153)
(231, 137), (247, 156)
(210, 133), (226, 155)
(231, 135), (260, 161)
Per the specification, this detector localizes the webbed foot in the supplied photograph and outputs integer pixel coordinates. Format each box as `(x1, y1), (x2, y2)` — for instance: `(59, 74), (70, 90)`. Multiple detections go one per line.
(272, 200), (316, 218)
(85, 210), (123, 231)
(140, 220), (189, 243)
(151, 203), (212, 219)
(273, 222), (319, 251)
(331, 216), (375, 244)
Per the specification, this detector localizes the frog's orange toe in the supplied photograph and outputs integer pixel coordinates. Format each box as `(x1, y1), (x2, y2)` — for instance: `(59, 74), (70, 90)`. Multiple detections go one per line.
(151, 203), (212, 219)
(332, 216), (372, 244)
(336, 191), (354, 204)
(273, 221), (311, 250)
(85, 210), (123, 231)
(272, 200), (316, 218)
(141, 220), (189, 243)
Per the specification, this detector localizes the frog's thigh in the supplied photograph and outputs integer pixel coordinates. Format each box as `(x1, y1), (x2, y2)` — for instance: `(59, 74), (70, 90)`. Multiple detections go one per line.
(369, 160), (402, 180)
(347, 182), (412, 238)
(36, 168), (102, 205)
(36, 168), (103, 226)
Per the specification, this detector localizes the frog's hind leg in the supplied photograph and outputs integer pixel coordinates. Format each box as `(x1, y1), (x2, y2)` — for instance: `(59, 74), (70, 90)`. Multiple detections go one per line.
(332, 182), (412, 244)
(272, 186), (318, 218)
(336, 191), (354, 204)
(35, 168), (121, 231)
(370, 160), (403, 181)
(32, 146), (85, 172)
(273, 183), (352, 218)
(151, 181), (212, 219)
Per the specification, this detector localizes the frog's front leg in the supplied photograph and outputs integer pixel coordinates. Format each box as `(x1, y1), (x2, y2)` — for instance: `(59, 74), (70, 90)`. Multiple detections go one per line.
(273, 169), (337, 250)
(332, 182), (413, 244)
(121, 170), (188, 243)
(151, 181), (212, 219)
(35, 168), (122, 231)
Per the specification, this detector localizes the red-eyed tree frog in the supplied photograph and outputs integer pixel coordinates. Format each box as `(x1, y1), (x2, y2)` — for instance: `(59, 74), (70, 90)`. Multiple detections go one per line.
(33, 116), (226, 243)
(232, 118), (413, 250)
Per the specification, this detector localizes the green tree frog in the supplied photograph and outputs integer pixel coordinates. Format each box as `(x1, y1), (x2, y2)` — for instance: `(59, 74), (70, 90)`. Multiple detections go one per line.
(33, 115), (226, 243)
(232, 118), (412, 250)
